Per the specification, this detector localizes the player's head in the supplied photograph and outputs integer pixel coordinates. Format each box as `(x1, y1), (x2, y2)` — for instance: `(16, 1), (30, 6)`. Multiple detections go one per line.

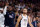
(8, 6), (12, 11)
(23, 8), (28, 14)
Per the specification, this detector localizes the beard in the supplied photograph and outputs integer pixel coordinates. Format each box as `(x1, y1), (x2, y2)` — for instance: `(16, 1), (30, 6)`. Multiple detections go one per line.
(23, 12), (27, 14)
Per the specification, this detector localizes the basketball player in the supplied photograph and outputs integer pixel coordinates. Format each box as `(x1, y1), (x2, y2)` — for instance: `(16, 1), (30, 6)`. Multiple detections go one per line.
(15, 8), (34, 27)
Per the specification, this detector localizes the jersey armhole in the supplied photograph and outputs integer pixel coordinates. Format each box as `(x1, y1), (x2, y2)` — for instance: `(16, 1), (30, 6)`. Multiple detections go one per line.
(27, 16), (28, 19)
(19, 14), (23, 25)
(21, 14), (23, 20)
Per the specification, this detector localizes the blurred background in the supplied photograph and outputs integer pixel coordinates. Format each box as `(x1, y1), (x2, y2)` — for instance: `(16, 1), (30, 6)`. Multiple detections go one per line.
(0, 0), (40, 27)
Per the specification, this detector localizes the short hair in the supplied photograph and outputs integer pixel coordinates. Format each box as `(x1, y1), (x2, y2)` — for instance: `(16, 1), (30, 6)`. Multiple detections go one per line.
(23, 8), (28, 10)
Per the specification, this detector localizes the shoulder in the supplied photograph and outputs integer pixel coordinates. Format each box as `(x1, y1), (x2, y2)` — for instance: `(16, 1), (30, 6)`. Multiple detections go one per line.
(28, 16), (31, 21)
(28, 16), (30, 19)
(12, 12), (15, 14)
(12, 12), (15, 13)
(19, 15), (22, 18)
(18, 15), (22, 19)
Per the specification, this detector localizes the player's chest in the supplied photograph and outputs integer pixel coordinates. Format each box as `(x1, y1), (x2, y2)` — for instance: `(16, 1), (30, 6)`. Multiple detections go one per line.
(0, 14), (4, 18)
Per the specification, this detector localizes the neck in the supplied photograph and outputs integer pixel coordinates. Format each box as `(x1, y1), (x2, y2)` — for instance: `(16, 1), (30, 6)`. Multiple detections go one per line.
(23, 13), (27, 17)
(23, 13), (27, 16)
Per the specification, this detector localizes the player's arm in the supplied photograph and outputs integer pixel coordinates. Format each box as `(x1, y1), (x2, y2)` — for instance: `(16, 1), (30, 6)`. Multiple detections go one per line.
(28, 16), (34, 27)
(3, 3), (9, 15)
(15, 15), (22, 27)
(14, 13), (16, 24)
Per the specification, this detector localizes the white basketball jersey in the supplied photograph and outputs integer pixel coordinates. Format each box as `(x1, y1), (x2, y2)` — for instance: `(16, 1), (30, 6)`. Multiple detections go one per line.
(21, 14), (28, 27)
(0, 6), (7, 25)
(0, 13), (5, 25)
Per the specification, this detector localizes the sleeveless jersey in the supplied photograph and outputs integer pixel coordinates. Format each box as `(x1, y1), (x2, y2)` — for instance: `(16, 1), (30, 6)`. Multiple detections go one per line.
(0, 13), (5, 25)
(21, 14), (28, 27)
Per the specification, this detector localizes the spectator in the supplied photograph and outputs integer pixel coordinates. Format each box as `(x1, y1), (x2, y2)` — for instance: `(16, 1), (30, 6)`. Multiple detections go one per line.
(32, 18), (37, 27)
(5, 6), (15, 27)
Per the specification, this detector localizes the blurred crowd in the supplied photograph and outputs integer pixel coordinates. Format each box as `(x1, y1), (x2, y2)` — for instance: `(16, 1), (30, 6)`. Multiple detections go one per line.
(0, 0), (40, 27)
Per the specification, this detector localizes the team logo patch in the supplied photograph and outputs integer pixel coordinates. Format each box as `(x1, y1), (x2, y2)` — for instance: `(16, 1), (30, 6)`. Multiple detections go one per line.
(9, 15), (13, 18)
